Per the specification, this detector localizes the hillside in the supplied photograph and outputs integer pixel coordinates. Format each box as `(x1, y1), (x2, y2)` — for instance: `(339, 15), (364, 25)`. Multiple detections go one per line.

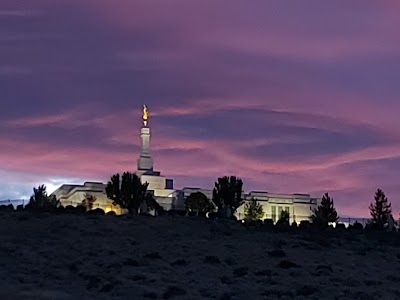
(0, 212), (399, 299)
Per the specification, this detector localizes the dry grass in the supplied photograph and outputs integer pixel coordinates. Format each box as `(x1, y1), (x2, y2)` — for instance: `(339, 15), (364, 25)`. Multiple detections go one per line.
(0, 212), (399, 299)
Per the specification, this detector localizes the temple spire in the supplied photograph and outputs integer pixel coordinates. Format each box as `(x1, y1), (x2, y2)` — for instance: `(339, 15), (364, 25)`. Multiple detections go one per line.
(137, 105), (153, 172)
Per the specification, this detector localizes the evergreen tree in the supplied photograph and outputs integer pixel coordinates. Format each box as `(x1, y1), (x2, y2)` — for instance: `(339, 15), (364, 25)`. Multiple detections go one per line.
(311, 193), (339, 227)
(26, 184), (60, 211)
(212, 176), (243, 218)
(369, 188), (392, 230)
(185, 192), (215, 216)
(105, 172), (148, 214)
(244, 198), (264, 221)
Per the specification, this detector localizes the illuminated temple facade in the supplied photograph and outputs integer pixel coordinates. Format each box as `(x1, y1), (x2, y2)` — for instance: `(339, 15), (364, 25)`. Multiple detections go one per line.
(51, 106), (318, 222)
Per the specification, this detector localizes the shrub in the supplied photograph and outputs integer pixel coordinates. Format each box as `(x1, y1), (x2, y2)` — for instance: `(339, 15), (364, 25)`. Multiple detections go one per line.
(25, 185), (60, 212)
(220, 276), (234, 284)
(86, 208), (105, 215)
(299, 220), (311, 229)
(0, 204), (14, 212)
(233, 267), (249, 277)
(224, 257), (237, 266)
(170, 259), (188, 266)
(244, 198), (264, 221)
(335, 223), (346, 230)
(162, 286), (187, 299)
(144, 291), (158, 299)
(100, 282), (114, 293)
(17, 212), (30, 221)
(144, 252), (162, 259)
(64, 205), (77, 214)
(130, 274), (146, 281)
(124, 258), (140, 267)
(365, 222), (380, 231)
(76, 205), (85, 213)
(207, 212), (219, 219)
(278, 260), (299, 269)
(80, 193), (96, 211)
(296, 285), (318, 296)
(352, 222), (363, 230)
(314, 264), (333, 275)
(263, 219), (274, 229)
(167, 210), (177, 216)
(204, 256), (221, 264)
(254, 269), (272, 277)
(176, 210), (186, 216)
(267, 250), (286, 257)
(277, 210), (290, 226)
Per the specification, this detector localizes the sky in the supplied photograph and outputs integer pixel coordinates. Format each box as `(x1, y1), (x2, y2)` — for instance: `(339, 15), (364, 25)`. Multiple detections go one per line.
(1, 0), (400, 217)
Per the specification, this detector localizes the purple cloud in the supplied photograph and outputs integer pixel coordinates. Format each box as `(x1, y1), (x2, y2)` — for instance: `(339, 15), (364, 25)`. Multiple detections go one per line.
(1, 0), (400, 217)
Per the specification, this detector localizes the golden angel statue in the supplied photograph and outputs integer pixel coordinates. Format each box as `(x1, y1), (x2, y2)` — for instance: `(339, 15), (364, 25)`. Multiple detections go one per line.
(142, 105), (148, 126)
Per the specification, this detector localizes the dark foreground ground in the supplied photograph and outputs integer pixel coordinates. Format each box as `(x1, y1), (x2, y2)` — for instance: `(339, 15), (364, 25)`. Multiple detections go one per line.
(0, 212), (400, 300)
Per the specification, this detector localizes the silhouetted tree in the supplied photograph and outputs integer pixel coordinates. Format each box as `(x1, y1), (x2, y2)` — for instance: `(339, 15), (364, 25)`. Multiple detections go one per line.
(244, 198), (264, 221)
(311, 193), (339, 227)
(352, 221), (363, 230)
(80, 193), (96, 211)
(106, 172), (148, 214)
(277, 210), (290, 226)
(369, 188), (392, 230)
(212, 176), (243, 218)
(26, 184), (60, 211)
(185, 192), (215, 216)
(143, 193), (164, 216)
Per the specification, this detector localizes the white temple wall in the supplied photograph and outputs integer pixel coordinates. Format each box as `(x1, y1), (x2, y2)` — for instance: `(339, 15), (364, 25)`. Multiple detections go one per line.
(235, 198), (317, 224)
(141, 175), (166, 190)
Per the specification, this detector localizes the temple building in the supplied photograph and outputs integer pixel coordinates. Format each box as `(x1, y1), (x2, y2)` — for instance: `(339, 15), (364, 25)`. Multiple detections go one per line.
(236, 192), (318, 224)
(51, 105), (318, 222)
(51, 182), (119, 214)
(51, 105), (177, 212)
(134, 105), (176, 210)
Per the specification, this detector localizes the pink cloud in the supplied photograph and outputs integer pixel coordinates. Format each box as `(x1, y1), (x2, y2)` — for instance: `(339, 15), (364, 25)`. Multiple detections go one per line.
(2, 0), (400, 219)
(1, 114), (399, 217)
(7, 112), (76, 127)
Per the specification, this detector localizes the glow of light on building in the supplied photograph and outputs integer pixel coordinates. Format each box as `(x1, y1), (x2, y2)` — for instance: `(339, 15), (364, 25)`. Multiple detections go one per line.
(104, 206), (113, 214)
(43, 177), (86, 195)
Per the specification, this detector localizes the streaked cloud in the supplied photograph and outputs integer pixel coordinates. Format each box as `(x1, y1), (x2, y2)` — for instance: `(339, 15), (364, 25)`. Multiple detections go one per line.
(1, 0), (400, 217)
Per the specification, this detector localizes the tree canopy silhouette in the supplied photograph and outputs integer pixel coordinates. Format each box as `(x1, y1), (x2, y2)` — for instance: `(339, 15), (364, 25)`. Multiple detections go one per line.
(244, 198), (264, 221)
(311, 193), (339, 227)
(212, 176), (243, 218)
(105, 172), (148, 214)
(26, 184), (60, 211)
(277, 210), (290, 226)
(80, 193), (96, 211)
(185, 192), (215, 216)
(144, 193), (164, 215)
(369, 188), (392, 230)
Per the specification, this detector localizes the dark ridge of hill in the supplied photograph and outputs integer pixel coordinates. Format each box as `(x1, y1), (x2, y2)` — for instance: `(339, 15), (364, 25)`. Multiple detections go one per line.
(0, 213), (399, 300)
